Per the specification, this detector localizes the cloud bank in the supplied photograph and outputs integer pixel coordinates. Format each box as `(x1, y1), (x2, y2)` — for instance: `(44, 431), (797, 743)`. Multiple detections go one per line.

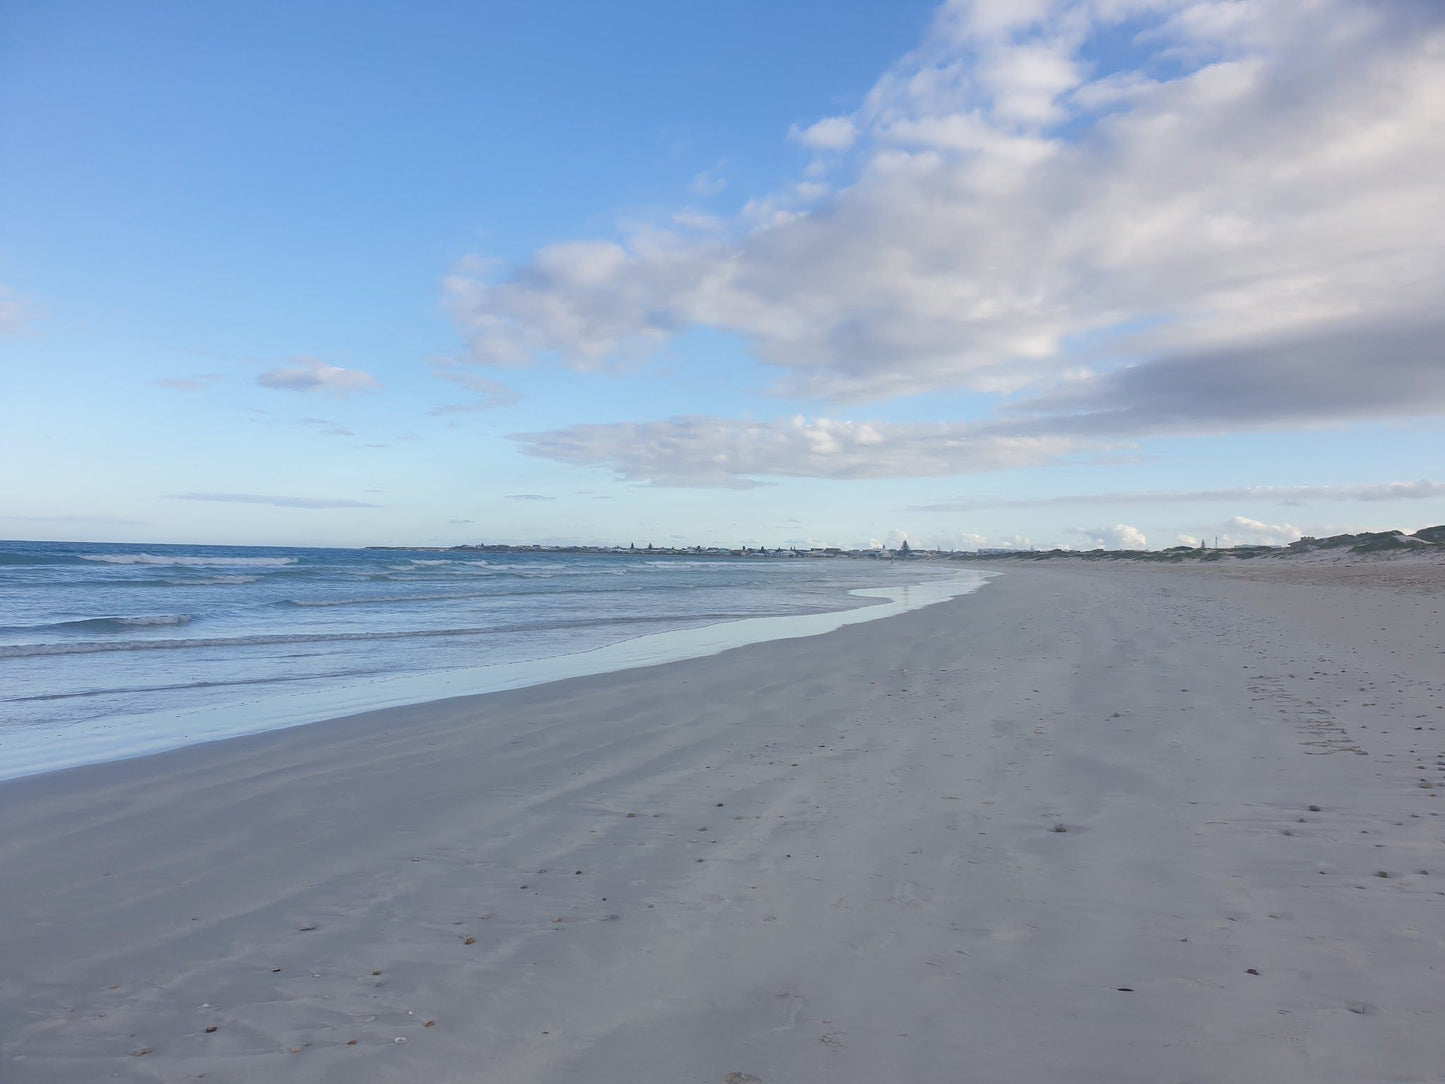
(444, 0), (1445, 486)
(514, 415), (1107, 487)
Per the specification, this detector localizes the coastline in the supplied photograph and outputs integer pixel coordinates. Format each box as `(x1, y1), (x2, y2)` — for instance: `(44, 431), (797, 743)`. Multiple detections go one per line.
(0, 567), (989, 784)
(2, 558), (1443, 1082)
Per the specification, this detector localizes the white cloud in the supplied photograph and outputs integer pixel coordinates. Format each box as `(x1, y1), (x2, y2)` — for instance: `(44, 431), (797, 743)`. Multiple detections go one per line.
(688, 165), (728, 197)
(907, 530), (1034, 551)
(936, 0), (1055, 42)
(1221, 515), (1302, 547)
(1073, 523), (1149, 550)
(513, 414), (1108, 487)
(975, 39), (1084, 124)
(444, 1), (1445, 477)
(257, 357), (379, 397)
(672, 210), (726, 232)
(788, 115), (859, 151)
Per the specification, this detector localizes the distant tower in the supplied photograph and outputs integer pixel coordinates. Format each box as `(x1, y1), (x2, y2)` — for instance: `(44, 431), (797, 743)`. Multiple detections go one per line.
(900, 539), (911, 556)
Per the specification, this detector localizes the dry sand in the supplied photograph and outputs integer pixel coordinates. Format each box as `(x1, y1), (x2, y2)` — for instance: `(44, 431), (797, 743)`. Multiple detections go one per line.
(1, 559), (1442, 1083)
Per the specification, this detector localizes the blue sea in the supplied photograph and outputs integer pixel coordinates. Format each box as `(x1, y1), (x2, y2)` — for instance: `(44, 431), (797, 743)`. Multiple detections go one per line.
(0, 540), (987, 780)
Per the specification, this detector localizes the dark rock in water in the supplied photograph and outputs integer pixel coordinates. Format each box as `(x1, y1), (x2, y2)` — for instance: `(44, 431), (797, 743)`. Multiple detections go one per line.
(1308, 805), (1322, 812)
(1053, 824), (1068, 833)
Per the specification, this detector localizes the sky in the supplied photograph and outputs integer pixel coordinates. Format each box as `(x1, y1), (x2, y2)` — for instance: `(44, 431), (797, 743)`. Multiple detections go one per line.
(2, 0), (1443, 552)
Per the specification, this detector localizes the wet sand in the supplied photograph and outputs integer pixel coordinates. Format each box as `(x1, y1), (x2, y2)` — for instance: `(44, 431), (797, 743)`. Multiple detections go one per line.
(2, 559), (1442, 1083)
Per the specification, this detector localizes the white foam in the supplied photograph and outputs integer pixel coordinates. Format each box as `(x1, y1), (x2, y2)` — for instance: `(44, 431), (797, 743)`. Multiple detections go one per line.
(82, 554), (298, 567)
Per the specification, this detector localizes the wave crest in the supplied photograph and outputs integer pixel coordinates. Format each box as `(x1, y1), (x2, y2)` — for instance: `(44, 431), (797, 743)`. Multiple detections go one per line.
(81, 554), (298, 567)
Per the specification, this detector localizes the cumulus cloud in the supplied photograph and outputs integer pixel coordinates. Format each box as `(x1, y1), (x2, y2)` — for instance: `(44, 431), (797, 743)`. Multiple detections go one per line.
(914, 480), (1445, 512)
(444, 0), (1445, 482)
(788, 116), (859, 151)
(167, 493), (380, 509)
(513, 414), (1109, 487)
(1221, 515), (1303, 547)
(1073, 523), (1148, 550)
(903, 530), (1035, 551)
(257, 358), (380, 396)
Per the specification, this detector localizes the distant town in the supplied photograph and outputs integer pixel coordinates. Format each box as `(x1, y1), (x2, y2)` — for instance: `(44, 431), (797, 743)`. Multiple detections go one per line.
(368, 541), (905, 559)
(367, 525), (1443, 562)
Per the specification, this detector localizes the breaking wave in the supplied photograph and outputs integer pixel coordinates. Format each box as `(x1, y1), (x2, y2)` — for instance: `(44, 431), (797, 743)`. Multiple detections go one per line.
(6, 614), (195, 634)
(0, 612), (755, 658)
(80, 554), (298, 567)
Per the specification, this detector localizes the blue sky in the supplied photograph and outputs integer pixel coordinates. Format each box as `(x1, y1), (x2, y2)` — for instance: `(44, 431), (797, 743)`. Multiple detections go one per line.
(3, 0), (1442, 550)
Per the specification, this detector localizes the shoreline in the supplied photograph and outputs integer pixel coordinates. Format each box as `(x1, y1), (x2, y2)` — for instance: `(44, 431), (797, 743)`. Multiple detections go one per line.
(0, 568), (989, 785)
(3, 558), (1442, 1082)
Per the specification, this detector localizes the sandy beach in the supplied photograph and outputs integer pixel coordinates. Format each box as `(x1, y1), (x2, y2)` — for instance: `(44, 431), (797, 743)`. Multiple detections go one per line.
(2, 558), (1443, 1084)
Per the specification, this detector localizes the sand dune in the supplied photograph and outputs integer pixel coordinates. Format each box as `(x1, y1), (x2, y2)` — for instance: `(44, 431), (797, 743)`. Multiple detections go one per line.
(2, 560), (1442, 1083)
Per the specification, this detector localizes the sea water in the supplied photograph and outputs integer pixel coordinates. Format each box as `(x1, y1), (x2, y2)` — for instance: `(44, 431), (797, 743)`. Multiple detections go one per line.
(0, 540), (986, 780)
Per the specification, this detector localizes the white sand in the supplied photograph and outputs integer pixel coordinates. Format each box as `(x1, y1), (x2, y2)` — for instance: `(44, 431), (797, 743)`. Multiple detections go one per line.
(2, 560), (1442, 1083)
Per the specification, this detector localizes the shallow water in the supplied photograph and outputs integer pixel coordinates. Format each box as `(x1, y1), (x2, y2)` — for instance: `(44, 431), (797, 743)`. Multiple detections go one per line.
(0, 541), (984, 779)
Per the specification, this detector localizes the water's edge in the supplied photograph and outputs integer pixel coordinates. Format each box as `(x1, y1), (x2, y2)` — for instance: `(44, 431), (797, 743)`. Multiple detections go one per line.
(0, 569), (996, 783)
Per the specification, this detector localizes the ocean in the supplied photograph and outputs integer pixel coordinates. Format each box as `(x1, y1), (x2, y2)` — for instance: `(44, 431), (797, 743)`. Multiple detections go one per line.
(0, 540), (987, 780)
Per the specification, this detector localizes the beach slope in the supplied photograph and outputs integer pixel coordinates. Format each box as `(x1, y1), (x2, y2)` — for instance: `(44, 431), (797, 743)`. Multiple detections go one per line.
(2, 561), (1442, 1083)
